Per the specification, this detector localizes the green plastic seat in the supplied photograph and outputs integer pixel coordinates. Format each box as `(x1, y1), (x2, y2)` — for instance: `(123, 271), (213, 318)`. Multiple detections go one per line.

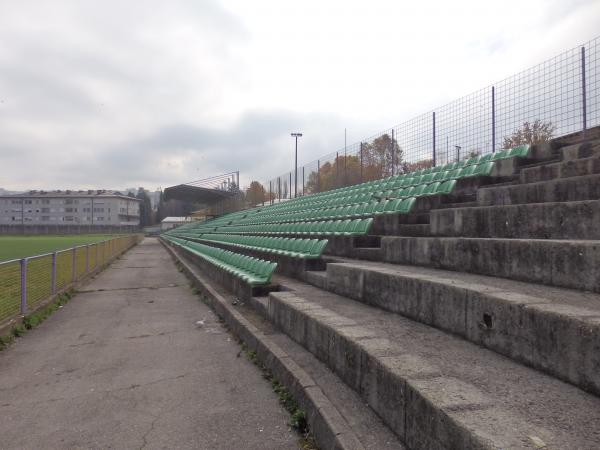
(373, 200), (388, 215)
(436, 179), (457, 195)
(410, 184), (427, 197)
(465, 155), (480, 166)
(422, 182), (440, 196)
(457, 165), (476, 178)
(473, 161), (495, 177)
(479, 153), (493, 163)
(399, 197), (416, 214)
(420, 174), (434, 184)
(509, 144), (530, 158)
(431, 171), (448, 182)
(383, 198), (402, 214)
(351, 218), (373, 235)
(492, 149), (509, 160)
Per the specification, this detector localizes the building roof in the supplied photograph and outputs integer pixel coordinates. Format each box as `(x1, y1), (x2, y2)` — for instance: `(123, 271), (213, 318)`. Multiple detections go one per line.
(0, 190), (141, 201)
(161, 216), (194, 223)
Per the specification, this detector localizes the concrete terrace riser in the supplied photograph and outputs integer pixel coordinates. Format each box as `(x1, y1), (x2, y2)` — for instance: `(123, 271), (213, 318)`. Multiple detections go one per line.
(320, 263), (600, 396)
(266, 292), (534, 450)
(476, 173), (600, 206)
(380, 236), (600, 293)
(520, 153), (600, 184)
(430, 200), (600, 239)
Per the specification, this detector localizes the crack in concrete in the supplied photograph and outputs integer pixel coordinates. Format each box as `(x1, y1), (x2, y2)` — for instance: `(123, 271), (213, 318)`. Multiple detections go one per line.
(78, 285), (182, 293)
(4, 372), (191, 408)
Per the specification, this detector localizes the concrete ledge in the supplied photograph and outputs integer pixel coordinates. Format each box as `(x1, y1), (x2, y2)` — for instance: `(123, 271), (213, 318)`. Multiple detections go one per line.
(160, 238), (279, 300)
(521, 152), (600, 183)
(319, 261), (600, 396)
(477, 173), (600, 206)
(265, 291), (531, 450)
(430, 200), (600, 239)
(160, 240), (366, 450)
(380, 236), (600, 292)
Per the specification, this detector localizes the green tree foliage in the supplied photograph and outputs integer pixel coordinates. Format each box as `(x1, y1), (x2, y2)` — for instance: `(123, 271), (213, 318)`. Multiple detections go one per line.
(503, 120), (556, 149)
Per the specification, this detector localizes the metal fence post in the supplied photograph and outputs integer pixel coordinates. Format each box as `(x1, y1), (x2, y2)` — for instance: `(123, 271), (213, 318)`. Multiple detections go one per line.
(317, 160), (321, 193)
(360, 142), (363, 182)
(95, 243), (99, 269)
(278, 177), (281, 200)
(491, 86), (496, 153)
(432, 112), (436, 167)
(269, 181), (272, 205)
(72, 248), (77, 281)
(51, 252), (57, 294)
(302, 167), (305, 196)
(391, 129), (395, 176)
(336, 152), (339, 187)
(20, 258), (28, 315)
(86, 244), (90, 273)
(581, 46), (587, 138)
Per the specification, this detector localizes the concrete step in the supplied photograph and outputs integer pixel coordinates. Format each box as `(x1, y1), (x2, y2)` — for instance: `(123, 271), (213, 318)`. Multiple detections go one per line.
(239, 299), (406, 450)
(559, 139), (600, 161)
(477, 173), (600, 206)
(430, 200), (600, 239)
(307, 258), (600, 395)
(264, 277), (600, 449)
(520, 153), (600, 184)
(392, 224), (431, 237)
(167, 243), (403, 450)
(379, 236), (600, 292)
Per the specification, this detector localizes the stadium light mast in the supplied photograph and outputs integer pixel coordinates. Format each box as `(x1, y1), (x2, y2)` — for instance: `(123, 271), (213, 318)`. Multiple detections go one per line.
(291, 133), (303, 198)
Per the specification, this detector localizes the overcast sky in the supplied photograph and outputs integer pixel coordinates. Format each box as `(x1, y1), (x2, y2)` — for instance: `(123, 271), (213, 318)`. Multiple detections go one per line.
(0, 0), (598, 191)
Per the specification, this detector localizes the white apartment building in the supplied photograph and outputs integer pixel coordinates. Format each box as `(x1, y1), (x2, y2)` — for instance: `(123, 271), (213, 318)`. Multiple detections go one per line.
(0, 190), (141, 226)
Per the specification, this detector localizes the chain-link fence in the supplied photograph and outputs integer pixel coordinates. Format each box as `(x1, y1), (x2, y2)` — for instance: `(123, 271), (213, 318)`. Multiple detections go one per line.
(264, 35), (599, 201)
(0, 235), (141, 324)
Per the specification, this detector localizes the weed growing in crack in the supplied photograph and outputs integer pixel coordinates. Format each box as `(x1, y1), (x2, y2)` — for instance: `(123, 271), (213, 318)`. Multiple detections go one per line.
(240, 343), (310, 436)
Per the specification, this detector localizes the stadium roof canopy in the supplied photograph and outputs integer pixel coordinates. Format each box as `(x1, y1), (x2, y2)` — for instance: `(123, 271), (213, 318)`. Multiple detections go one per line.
(163, 172), (240, 205)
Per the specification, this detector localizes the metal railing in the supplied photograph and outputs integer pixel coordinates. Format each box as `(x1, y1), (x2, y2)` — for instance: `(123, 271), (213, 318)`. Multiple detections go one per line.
(265, 35), (599, 200)
(0, 235), (140, 324)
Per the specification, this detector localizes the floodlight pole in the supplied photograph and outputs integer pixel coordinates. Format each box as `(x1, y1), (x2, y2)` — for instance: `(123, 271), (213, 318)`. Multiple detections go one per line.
(291, 133), (303, 198)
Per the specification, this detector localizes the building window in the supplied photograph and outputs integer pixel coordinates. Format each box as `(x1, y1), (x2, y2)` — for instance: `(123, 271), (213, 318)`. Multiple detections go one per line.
(41, 216), (50, 221)
(42, 199), (50, 204)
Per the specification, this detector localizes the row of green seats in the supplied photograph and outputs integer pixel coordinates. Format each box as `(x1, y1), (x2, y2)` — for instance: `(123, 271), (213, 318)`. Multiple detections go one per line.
(165, 144), (526, 231)
(320, 144), (529, 198)
(238, 178), (455, 225)
(229, 144), (530, 222)
(214, 218), (373, 236)
(191, 234), (329, 259)
(164, 236), (277, 285)
(238, 197), (416, 225)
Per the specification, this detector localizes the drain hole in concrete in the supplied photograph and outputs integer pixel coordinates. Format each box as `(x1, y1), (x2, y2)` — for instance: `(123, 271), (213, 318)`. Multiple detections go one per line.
(483, 313), (493, 329)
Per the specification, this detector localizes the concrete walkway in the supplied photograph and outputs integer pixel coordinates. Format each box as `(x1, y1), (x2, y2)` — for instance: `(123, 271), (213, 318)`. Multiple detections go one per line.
(0, 238), (297, 450)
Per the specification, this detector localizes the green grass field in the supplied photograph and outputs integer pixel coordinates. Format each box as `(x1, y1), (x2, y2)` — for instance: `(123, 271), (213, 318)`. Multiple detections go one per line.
(0, 235), (117, 262)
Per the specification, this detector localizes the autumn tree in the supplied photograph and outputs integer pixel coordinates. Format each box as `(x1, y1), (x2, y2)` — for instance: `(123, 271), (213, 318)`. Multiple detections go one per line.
(304, 133), (405, 194)
(503, 120), (556, 149)
(245, 181), (267, 206)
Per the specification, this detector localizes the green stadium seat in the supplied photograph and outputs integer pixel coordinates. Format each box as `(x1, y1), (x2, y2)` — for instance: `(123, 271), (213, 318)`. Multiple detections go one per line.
(509, 144), (530, 158)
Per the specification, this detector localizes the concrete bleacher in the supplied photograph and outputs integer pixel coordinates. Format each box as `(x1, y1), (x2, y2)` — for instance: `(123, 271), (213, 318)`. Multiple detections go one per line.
(161, 127), (600, 449)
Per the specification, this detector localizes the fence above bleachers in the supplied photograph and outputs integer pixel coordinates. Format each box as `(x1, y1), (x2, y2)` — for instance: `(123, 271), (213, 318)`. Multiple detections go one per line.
(266, 35), (599, 200)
